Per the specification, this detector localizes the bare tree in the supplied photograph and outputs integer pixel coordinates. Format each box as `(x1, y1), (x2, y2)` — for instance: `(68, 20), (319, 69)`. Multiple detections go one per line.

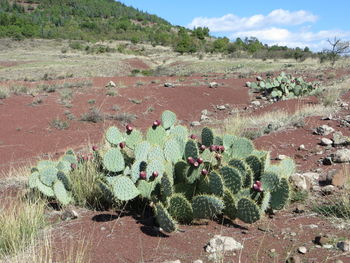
(324, 37), (350, 65)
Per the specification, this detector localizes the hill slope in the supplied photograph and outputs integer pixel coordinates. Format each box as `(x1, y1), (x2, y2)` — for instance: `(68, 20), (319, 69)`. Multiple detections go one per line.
(0, 0), (174, 43)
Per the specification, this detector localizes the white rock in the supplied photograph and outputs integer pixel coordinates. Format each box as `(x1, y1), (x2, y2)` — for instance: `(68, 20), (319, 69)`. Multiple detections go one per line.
(162, 260), (181, 263)
(164, 82), (174, 88)
(323, 244), (333, 249)
(216, 105), (226, 110)
(190, 121), (201, 127)
(106, 81), (116, 88)
(251, 100), (261, 107)
(332, 149), (350, 163)
(341, 102), (349, 108)
(298, 144), (306, 150)
(298, 246), (307, 254)
(302, 172), (320, 184)
(193, 260), (203, 263)
(201, 109), (208, 115)
(321, 138), (333, 146)
(277, 154), (287, 160)
(200, 115), (209, 121)
(314, 125), (335, 136)
(209, 82), (218, 88)
(205, 235), (243, 254)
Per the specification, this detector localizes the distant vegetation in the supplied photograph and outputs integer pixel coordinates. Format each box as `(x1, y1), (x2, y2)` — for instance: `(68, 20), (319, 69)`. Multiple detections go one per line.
(0, 0), (336, 61)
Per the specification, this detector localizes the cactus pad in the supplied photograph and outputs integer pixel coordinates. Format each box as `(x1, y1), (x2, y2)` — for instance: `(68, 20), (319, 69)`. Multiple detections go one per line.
(164, 139), (182, 164)
(201, 127), (214, 147)
(135, 141), (151, 161)
(223, 189), (237, 220)
(125, 129), (143, 150)
(39, 166), (58, 186)
(111, 176), (140, 201)
(147, 126), (167, 146)
(184, 140), (199, 160)
(192, 195), (224, 219)
(161, 110), (177, 130)
(220, 166), (242, 194)
(53, 180), (72, 205)
(103, 148), (125, 173)
(208, 171), (224, 197)
(245, 155), (262, 181)
(155, 203), (177, 233)
(260, 172), (280, 192)
(236, 198), (261, 223)
(106, 126), (124, 145)
(270, 178), (290, 210)
(168, 193), (193, 224)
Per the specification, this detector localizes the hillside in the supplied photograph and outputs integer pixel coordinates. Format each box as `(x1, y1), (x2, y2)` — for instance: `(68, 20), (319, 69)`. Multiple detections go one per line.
(0, 0), (175, 43)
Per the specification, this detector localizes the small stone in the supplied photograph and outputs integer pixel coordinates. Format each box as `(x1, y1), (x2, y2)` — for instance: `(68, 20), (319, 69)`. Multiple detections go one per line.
(335, 260), (344, 263)
(315, 235), (331, 246)
(162, 260), (181, 263)
(293, 204), (305, 213)
(200, 115), (209, 121)
(105, 81), (116, 88)
(209, 82), (218, 88)
(314, 125), (335, 136)
(341, 102), (349, 108)
(302, 172), (320, 185)
(333, 132), (349, 146)
(337, 240), (350, 252)
(251, 100), (261, 107)
(100, 226), (106, 231)
(164, 82), (174, 88)
(193, 260), (203, 263)
(331, 168), (349, 187)
(323, 244), (333, 249)
(307, 224), (318, 229)
(216, 105), (226, 110)
(290, 232), (297, 237)
(298, 144), (306, 151)
(323, 157), (333, 165)
(321, 138), (333, 146)
(190, 121), (201, 127)
(60, 207), (78, 221)
(322, 185), (335, 195)
(321, 115), (333, 120)
(277, 154), (287, 160)
(332, 149), (350, 163)
(298, 246), (307, 254)
(286, 255), (302, 263)
(270, 248), (276, 253)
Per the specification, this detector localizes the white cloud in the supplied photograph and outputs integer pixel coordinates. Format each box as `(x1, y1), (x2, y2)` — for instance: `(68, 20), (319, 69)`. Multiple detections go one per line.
(187, 9), (350, 50)
(188, 9), (318, 32)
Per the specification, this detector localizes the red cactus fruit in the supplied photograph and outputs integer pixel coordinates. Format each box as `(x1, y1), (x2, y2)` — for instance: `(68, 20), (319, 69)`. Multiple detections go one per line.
(253, 181), (263, 192)
(190, 134), (197, 140)
(200, 145), (206, 151)
(82, 155), (88, 162)
(152, 171), (159, 178)
(153, 120), (161, 127)
(201, 169), (208, 176)
(139, 171), (147, 180)
(126, 124), (133, 132)
(218, 145), (225, 153)
(119, 142), (126, 149)
(71, 163), (77, 170)
(210, 145), (216, 152)
(197, 157), (204, 164)
(187, 156), (195, 164)
(92, 145), (98, 151)
(193, 161), (199, 168)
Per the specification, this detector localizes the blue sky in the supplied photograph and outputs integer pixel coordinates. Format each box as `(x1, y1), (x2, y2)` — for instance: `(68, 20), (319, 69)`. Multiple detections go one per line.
(119, 0), (350, 50)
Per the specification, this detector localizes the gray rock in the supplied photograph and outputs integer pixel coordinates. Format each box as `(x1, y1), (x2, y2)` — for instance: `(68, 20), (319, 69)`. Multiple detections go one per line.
(298, 246), (307, 254)
(302, 172), (320, 184)
(341, 102), (349, 108)
(251, 100), (261, 107)
(314, 125), (335, 136)
(164, 82), (174, 88)
(205, 235), (243, 254)
(216, 105), (226, 110)
(193, 260), (203, 263)
(290, 174), (309, 191)
(201, 109), (208, 115)
(209, 82), (218, 88)
(323, 157), (333, 165)
(333, 131), (349, 146)
(162, 260), (181, 263)
(298, 144), (306, 151)
(322, 185), (335, 195)
(323, 244), (333, 249)
(200, 115), (210, 121)
(190, 121), (201, 127)
(332, 149), (350, 163)
(61, 207), (78, 221)
(321, 138), (333, 146)
(105, 81), (116, 88)
(337, 240), (350, 252)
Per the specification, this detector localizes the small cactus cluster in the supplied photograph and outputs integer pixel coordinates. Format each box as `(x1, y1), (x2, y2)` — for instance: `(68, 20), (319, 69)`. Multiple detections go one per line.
(246, 72), (320, 100)
(28, 110), (295, 233)
(28, 152), (78, 205)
